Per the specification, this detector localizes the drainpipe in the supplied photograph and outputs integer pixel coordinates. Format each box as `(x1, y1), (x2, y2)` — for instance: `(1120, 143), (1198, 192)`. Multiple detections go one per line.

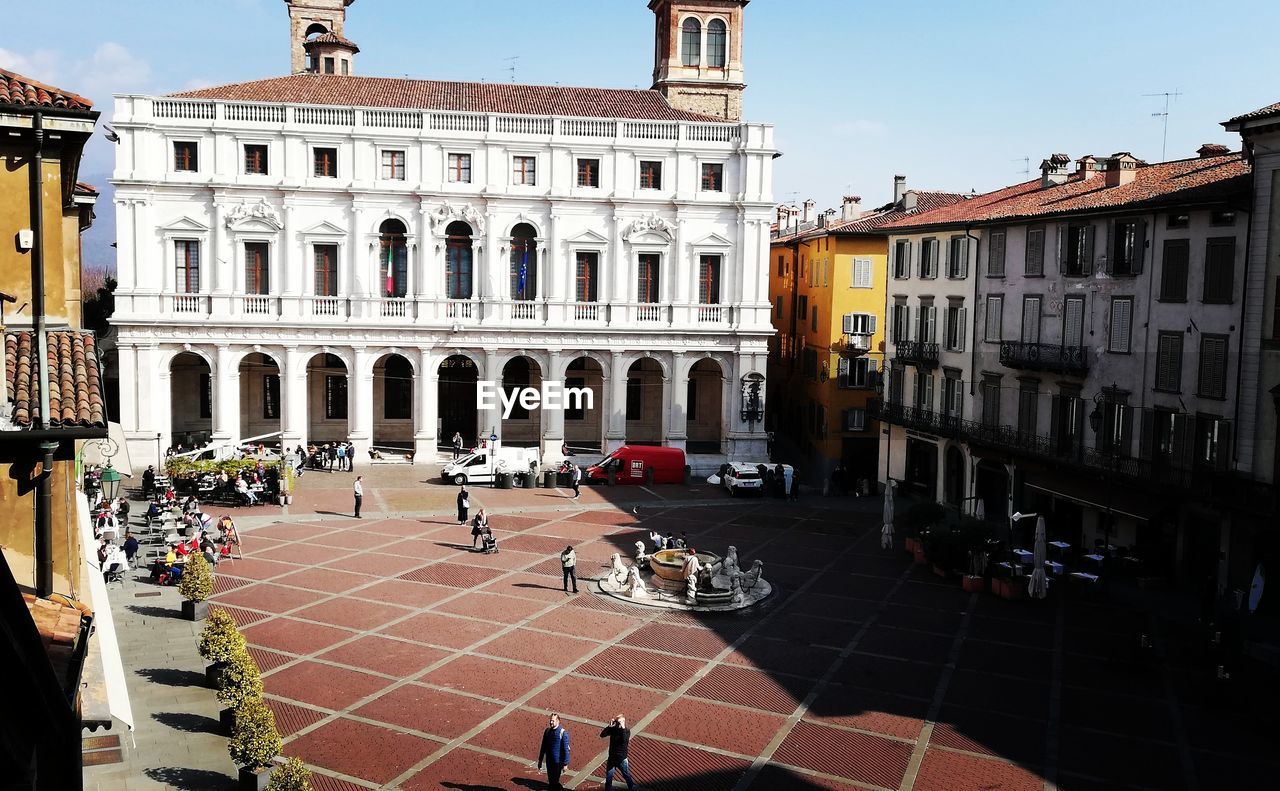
(965, 226), (982, 397)
(29, 111), (56, 597)
(1231, 201), (1252, 473)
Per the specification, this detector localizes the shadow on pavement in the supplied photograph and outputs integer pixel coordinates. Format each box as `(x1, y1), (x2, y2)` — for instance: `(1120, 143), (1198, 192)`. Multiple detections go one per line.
(143, 766), (235, 790)
(125, 604), (186, 620)
(134, 667), (207, 687)
(152, 711), (221, 734)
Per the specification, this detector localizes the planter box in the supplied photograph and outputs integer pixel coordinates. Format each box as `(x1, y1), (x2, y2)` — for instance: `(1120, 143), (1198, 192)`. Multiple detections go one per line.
(181, 600), (209, 621)
(205, 662), (228, 690)
(994, 578), (1025, 601)
(962, 576), (985, 593)
(220, 707), (236, 736)
(238, 764), (278, 791)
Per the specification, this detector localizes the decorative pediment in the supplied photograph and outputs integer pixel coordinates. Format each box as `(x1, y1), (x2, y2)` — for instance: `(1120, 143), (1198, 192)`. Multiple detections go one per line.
(690, 232), (733, 248)
(621, 213), (675, 243)
(300, 220), (347, 237)
(225, 198), (282, 231)
(429, 200), (485, 236)
(564, 229), (609, 246)
(161, 216), (210, 233)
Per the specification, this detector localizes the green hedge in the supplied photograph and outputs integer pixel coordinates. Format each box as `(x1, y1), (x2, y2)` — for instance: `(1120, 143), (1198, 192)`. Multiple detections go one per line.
(164, 458), (281, 478)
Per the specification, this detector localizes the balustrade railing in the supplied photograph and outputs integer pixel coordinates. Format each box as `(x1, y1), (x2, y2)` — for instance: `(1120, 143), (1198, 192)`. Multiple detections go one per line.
(696, 305), (724, 323)
(635, 303), (665, 323)
(380, 298), (410, 318)
(172, 294), (207, 314)
(310, 297), (344, 317)
(999, 342), (1088, 375)
(242, 296), (273, 316)
(894, 340), (940, 366)
(446, 300), (477, 320)
(574, 303), (602, 321)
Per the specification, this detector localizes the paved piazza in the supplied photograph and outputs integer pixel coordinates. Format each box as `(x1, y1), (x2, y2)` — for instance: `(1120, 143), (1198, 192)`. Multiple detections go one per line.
(86, 466), (1277, 790)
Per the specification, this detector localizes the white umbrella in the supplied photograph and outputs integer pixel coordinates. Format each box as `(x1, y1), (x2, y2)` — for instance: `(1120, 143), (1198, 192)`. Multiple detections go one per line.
(1027, 515), (1049, 599)
(880, 481), (895, 549)
(975, 499), (986, 521)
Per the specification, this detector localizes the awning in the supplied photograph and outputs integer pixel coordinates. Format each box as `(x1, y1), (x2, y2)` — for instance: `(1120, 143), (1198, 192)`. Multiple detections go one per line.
(81, 422), (134, 477)
(1023, 470), (1160, 522)
(76, 490), (135, 739)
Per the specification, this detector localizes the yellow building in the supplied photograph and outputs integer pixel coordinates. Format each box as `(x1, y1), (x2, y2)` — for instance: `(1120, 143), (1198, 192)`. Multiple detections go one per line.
(767, 188), (965, 491)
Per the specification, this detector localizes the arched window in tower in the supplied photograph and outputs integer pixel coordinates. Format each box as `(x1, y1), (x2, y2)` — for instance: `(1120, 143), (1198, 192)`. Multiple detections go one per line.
(379, 219), (408, 298)
(303, 23), (328, 72)
(707, 19), (727, 68)
(510, 223), (538, 301)
(681, 18), (702, 67)
(446, 221), (474, 300)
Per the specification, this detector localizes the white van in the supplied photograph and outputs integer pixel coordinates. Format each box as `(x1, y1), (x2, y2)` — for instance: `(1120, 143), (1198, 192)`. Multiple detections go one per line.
(442, 445), (540, 485)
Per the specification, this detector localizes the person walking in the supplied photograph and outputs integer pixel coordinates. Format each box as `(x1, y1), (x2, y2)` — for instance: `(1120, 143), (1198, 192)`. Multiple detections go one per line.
(452, 431), (464, 460)
(536, 713), (571, 790)
(599, 714), (637, 791)
(471, 508), (489, 550)
(560, 545), (578, 594)
(353, 476), (363, 518)
(142, 465), (156, 499)
(335, 442), (346, 473)
(345, 442), (356, 472)
(457, 486), (470, 525)
(570, 463), (582, 499)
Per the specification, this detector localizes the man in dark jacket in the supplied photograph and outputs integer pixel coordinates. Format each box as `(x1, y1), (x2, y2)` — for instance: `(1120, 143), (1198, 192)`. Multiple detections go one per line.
(599, 714), (637, 790)
(537, 713), (570, 790)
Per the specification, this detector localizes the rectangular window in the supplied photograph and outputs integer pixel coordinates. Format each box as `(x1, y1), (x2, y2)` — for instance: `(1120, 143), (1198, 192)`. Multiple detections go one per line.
(944, 305), (967, 352)
(1155, 331), (1183, 393)
(639, 160), (663, 190)
(988, 229), (1006, 276)
(1063, 296), (1084, 347)
(774, 295), (782, 319)
(919, 238), (937, 278)
(576, 158), (600, 188)
(698, 255), (721, 304)
(852, 258), (873, 288)
(175, 239), (200, 293)
(323, 57), (335, 74)
(1018, 383), (1039, 437)
(1210, 209), (1236, 227)
(244, 144), (268, 175)
(1064, 223), (1094, 276)
(845, 408), (867, 432)
(1166, 212), (1189, 229)
(244, 242), (269, 295)
(200, 373), (212, 419)
(893, 240), (911, 279)
(1021, 296), (1042, 344)
(1160, 238), (1189, 302)
(1025, 227), (1045, 276)
(1202, 237), (1236, 304)
(844, 313), (876, 335)
(1197, 335), (1228, 399)
(981, 377), (1000, 426)
(914, 371), (935, 411)
(1110, 219), (1145, 276)
(919, 303), (936, 342)
(777, 254), (785, 277)
(575, 252), (599, 302)
(513, 155), (536, 186)
(984, 296), (1003, 342)
(943, 375), (963, 417)
(812, 306), (819, 332)
(626, 377), (642, 420)
(314, 147), (337, 177)
(888, 363), (905, 406)
(798, 295), (808, 321)
(381, 150), (406, 180)
(637, 254), (661, 303)
(1101, 399), (1131, 457)
(263, 374), (280, 420)
(173, 141), (198, 172)
(448, 153), (472, 183)
(325, 375), (348, 420)
(313, 244), (338, 297)
(700, 162), (724, 192)
(891, 303), (908, 343)
(1109, 297), (1133, 353)
(838, 357), (872, 389)
(947, 235), (968, 278)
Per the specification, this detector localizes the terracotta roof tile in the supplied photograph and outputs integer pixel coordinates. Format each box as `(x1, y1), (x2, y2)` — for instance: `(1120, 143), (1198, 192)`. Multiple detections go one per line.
(4, 330), (105, 429)
(773, 191), (969, 242)
(304, 32), (360, 52)
(74, 181), (98, 195)
(171, 74), (722, 121)
(0, 67), (93, 111)
(880, 153), (1250, 231)
(1225, 100), (1280, 125)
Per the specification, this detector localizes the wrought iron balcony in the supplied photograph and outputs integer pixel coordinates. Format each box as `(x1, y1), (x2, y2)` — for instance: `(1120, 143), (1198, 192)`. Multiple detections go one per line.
(999, 342), (1088, 375)
(894, 340), (940, 367)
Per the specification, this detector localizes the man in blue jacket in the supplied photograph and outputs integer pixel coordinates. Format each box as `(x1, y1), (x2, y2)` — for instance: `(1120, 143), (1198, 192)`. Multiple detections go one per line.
(537, 712), (571, 790)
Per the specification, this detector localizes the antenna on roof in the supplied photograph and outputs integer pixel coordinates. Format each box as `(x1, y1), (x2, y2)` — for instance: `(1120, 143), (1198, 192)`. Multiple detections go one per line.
(504, 56), (519, 83)
(1011, 156), (1029, 176)
(1143, 90), (1183, 161)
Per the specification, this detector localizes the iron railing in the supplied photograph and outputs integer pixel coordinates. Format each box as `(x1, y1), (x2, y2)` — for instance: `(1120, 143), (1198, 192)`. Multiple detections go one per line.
(895, 341), (940, 367)
(999, 342), (1089, 375)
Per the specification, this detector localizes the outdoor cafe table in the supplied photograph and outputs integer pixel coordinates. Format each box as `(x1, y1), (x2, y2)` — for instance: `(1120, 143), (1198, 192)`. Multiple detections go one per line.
(1013, 549), (1034, 565)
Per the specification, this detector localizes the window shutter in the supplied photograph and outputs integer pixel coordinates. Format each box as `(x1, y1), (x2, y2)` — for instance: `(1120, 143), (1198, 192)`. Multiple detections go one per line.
(1132, 219), (1147, 274)
(1110, 299), (1132, 353)
(1083, 225), (1096, 274)
(959, 238), (969, 279)
(1172, 414), (1195, 469)
(956, 307), (967, 352)
(912, 306), (921, 342)
(1026, 229), (1043, 276)
(1022, 297), (1041, 344)
(1104, 220), (1116, 275)
(1063, 298), (1084, 347)
(1056, 225), (1068, 273)
(1049, 394), (1061, 445)
(1139, 409), (1155, 460)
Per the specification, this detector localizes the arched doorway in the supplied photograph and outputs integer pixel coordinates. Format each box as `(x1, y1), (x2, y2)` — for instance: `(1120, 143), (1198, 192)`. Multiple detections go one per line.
(170, 352), (212, 451)
(373, 353), (414, 451)
(625, 358), (664, 445)
(379, 219), (408, 299)
(445, 221), (473, 301)
(306, 353), (349, 444)
(500, 356), (542, 447)
(239, 352), (283, 452)
(944, 445), (965, 506)
(686, 359), (723, 454)
(564, 357), (604, 452)
(438, 355), (479, 447)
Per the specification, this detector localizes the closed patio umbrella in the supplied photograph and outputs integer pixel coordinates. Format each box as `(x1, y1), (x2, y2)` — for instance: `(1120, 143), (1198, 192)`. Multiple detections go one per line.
(881, 481), (895, 549)
(975, 499), (986, 521)
(1028, 516), (1049, 599)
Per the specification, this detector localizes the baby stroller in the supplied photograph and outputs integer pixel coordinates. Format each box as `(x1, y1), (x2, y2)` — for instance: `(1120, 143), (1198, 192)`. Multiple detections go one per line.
(479, 528), (498, 554)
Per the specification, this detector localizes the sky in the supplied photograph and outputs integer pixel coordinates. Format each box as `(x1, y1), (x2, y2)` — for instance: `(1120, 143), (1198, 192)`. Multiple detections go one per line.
(3, 0), (1278, 271)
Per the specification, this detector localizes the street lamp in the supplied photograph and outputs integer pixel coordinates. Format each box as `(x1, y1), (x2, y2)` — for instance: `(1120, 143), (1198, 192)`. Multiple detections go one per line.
(1010, 511), (1039, 575)
(100, 463), (122, 502)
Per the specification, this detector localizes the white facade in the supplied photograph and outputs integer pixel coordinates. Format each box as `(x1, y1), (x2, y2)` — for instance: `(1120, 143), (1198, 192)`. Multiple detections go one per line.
(110, 93), (777, 467)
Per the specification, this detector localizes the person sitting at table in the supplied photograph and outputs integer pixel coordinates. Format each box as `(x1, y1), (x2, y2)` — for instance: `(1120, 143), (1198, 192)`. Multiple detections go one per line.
(236, 477), (257, 506)
(117, 497), (131, 523)
(122, 532), (140, 566)
(162, 487), (177, 506)
(144, 501), (163, 527)
(200, 537), (219, 566)
(102, 543), (127, 583)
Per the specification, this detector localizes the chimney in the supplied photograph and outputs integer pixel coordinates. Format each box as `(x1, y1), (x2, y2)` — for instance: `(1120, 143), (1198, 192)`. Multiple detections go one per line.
(841, 195), (862, 222)
(802, 199), (816, 224)
(903, 190), (918, 212)
(1076, 155), (1098, 181)
(1197, 143), (1231, 159)
(1102, 152), (1141, 187)
(1039, 153), (1071, 188)
(893, 175), (907, 205)
(777, 205), (789, 226)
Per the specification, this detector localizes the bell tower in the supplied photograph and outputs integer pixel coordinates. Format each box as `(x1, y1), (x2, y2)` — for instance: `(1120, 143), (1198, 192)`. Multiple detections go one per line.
(285, 0), (356, 74)
(649, 0), (748, 121)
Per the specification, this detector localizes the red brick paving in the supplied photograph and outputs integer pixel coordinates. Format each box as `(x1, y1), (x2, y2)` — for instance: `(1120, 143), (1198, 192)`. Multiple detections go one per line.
(626, 736), (753, 791)
(357, 578), (455, 608)
(432, 591), (551, 624)
(419, 654), (554, 702)
(773, 720), (913, 788)
(270, 567), (377, 594)
(475, 628), (602, 668)
(805, 684), (928, 740)
(576, 644), (706, 691)
(397, 561), (507, 588)
(291, 596), (414, 631)
(286, 717), (440, 786)
(621, 621), (733, 659)
(263, 660), (393, 710)
(687, 663), (808, 715)
(400, 747), (543, 791)
(465, 706), (559, 758)
(264, 698), (327, 737)
(317, 634), (451, 677)
(242, 617), (355, 656)
(526, 604), (641, 641)
(529, 675), (668, 725)
(253, 542), (341, 565)
(309, 528), (401, 550)
(379, 610), (507, 650)
(217, 557), (301, 581)
(912, 748), (1044, 791)
(353, 683), (503, 739)
(320, 550), (429, 576)
(645, 697), (787, 755)
(212, 582), (324, 613)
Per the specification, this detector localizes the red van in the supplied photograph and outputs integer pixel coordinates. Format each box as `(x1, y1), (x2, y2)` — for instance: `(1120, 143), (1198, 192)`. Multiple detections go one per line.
(586, 445), (687, 485)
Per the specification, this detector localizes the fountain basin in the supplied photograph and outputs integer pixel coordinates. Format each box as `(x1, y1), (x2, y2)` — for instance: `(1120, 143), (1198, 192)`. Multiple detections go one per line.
(648, 549), (720, 583)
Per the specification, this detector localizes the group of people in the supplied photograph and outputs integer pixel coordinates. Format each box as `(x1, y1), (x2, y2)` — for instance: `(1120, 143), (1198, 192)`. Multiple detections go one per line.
(648, 531), (688, 552)
(148, 514), (239, 585)
(299, 442), (356, 473)
(537, 712), (637, 790)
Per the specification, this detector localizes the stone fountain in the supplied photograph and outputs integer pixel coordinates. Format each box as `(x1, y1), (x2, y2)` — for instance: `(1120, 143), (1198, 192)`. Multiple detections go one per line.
(597, 542), (772, 612)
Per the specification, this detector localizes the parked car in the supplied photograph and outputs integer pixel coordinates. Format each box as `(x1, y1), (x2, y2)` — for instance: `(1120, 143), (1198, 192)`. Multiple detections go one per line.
(719, 463), (764, 496)
(442, 444), (539, 485)
(585, 445), (686, 485)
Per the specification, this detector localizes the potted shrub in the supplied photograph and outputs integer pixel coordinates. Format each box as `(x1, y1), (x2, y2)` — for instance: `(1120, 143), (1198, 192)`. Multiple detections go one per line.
(179, 551), (214, 620)
(897, 501), (945, 560)
(218, 647), (264, 735)
(199, 608), (245, 688)
(963, 549), (988, 592)
(267, 757), (312, 791)
(229, 695), (282, 791)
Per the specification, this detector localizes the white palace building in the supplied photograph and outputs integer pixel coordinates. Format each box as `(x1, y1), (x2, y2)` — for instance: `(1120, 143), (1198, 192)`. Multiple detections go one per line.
(110, 0), (776, 467)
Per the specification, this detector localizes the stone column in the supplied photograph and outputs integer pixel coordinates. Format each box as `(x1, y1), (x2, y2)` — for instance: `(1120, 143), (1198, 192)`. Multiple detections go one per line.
(212, 345), (240, 448)
(115, 344), (139, 434)
(480, 349), (501, 444)
(415, 349), (439, 460)
(606, 352), (628, 452)
(541, 349), (567, 464)
(153, 365), (172, 467)
(211, 200), (229, 294)
(667, 351), (688, 452)
(282, 346), (309, 449)
(348, 346), (374, 456)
